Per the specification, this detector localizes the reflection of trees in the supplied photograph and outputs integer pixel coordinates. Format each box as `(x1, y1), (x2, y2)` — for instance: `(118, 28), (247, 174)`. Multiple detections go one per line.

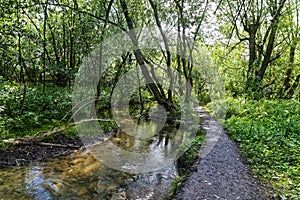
(110, 120), (183, 154)
(110, 129), (135, 150)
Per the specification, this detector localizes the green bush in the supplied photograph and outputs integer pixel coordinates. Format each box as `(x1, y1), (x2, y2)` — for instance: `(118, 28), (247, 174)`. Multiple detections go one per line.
(0, 82), (72, 140)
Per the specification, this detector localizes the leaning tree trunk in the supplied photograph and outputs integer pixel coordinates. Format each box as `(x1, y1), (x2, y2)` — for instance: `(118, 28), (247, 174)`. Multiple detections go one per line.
(119, 0), (173, 110)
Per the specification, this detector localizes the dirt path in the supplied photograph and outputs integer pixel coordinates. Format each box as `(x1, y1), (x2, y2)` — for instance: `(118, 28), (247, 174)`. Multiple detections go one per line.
(174, 107), (274, 200)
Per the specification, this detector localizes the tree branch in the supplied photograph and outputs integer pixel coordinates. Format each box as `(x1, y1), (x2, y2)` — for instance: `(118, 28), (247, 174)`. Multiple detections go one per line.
(3, 118), (113, 144)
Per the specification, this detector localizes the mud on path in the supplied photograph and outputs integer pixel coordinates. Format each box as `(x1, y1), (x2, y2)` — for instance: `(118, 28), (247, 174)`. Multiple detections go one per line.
(174, 107), (274, 200)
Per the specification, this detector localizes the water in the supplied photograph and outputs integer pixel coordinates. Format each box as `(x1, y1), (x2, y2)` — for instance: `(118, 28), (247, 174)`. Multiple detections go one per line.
(0, 120), (187, 199)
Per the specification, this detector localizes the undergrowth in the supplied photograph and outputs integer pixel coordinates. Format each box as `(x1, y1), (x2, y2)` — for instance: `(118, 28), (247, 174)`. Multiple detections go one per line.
(224, 98), (300, 199)
(0, 81), (73, 146)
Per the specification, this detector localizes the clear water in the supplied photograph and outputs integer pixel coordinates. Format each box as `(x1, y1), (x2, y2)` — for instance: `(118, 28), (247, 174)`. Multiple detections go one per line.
(0, 120), (185, 199)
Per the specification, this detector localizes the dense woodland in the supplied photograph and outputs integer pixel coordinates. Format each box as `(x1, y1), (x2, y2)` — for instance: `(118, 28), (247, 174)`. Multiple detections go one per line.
(0, 0), (300, 198)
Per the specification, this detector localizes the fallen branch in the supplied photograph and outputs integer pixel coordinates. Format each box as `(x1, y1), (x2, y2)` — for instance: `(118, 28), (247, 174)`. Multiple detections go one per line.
(51, 96), (103, 130)
(38, 142), (81, 148)
(3, 118), (113, 145)
(2, 139), (81, 148)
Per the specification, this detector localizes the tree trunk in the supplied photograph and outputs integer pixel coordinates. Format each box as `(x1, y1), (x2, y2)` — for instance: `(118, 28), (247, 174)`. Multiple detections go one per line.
(119, 0), (172, 110)
(257, 22), (278, 80)
(245, 24), (259, 91)
(95, 0), (114, 113)
(280, 41), (297, 97)
(149, 0), (173, 104)
(285, 75), (300, 98)
(43, 3), (47, 91)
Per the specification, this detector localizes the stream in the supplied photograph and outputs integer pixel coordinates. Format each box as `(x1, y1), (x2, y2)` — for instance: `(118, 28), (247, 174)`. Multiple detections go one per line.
(0, 119), (188, 199)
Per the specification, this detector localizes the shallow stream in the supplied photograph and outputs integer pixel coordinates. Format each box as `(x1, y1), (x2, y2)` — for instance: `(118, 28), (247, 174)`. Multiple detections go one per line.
(0, 120), (189, 199)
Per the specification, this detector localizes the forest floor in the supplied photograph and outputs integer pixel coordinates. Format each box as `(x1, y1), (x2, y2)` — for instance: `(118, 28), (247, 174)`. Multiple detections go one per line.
(174, 107), (275, 200)
(0, 136), (84, 168)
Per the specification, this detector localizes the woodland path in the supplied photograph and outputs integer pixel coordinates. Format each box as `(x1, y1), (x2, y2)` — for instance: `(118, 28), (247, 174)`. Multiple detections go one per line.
(174, 107), (273, 200)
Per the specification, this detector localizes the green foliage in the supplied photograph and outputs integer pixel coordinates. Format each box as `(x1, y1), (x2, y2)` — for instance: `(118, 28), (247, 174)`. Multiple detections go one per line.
(170, 175), (185, 197)
(177, 135), (204, 174)
(174, 119), (184, 127)
(171, 134), (204, 197)
(225, 98), (300, 198)
(99, 121), (118, 133)
(0, 82), (72, 140)
(210, 44), (247, 98)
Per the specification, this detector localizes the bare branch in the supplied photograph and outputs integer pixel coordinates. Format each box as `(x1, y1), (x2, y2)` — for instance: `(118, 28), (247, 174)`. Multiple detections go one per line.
(3, 118), (113, 144)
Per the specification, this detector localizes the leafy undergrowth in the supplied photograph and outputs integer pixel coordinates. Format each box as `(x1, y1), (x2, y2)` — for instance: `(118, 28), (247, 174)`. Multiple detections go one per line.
(224, 98), (300, 199)
(0, 81), (73, 147)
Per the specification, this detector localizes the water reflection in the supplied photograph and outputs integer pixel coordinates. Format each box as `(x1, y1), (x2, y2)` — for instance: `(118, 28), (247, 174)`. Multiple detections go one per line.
(90, 118), (190, 173)
(26, 166), (55, 200)
(0, 119), (183, 199)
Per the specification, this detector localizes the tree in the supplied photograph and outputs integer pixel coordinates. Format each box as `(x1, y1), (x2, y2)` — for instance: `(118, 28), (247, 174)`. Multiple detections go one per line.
(217, 0), (288, 94)
(279, 0), (300, 98)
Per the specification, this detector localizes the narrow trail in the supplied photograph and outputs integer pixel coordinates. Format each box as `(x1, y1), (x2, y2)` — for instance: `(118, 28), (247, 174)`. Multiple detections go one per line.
(174, 107), (273, 200)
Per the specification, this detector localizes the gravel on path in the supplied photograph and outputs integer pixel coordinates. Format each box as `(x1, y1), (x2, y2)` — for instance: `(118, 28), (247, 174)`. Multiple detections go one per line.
(174, 107), (273, 200)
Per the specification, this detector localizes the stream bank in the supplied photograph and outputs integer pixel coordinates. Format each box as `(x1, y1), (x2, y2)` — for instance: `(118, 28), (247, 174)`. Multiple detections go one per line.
(0, 135), (83, 168)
